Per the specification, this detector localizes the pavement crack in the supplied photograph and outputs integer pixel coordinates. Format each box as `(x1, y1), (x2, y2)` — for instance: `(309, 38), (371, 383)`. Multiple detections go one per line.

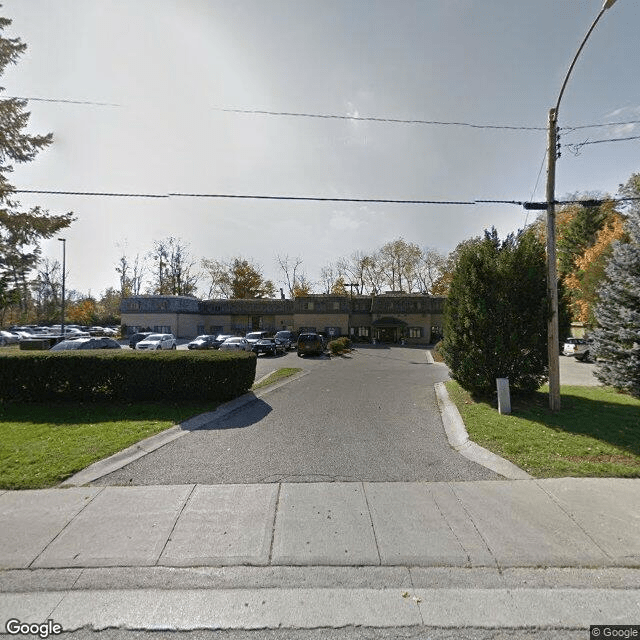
(28, 486), (106, 569)
(268, 482), (282, 565)
(535, 480), (614, 563)
(361, 482), (382, 566)
(156, 484), (197, 565)
(427, 483), (471, 566)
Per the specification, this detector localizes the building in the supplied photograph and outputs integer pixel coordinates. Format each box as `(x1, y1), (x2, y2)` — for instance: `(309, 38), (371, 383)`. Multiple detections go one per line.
(120, 293), (445, 344)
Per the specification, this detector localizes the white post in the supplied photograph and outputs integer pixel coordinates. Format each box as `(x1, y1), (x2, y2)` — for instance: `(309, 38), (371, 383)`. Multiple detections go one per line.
(497, 378), (511, 415)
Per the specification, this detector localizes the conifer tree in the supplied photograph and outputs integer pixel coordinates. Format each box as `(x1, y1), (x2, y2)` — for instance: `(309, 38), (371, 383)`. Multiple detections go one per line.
(591, 175), (640, 397)
(442, 228), (554, 396)
(0, 12), (74, 317)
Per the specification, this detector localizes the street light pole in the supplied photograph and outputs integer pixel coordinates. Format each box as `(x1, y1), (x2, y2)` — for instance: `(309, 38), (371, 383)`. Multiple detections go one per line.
(58, 238), (66, 338)
(546, 0), (618, 411)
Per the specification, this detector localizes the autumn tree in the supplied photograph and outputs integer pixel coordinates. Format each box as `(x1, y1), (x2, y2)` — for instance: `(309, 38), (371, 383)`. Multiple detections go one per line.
(203, 256), (275, 299)
(0, 13), (74, 319)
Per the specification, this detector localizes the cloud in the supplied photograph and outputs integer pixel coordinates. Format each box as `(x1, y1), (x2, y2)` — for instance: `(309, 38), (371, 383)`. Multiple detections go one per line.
(329, 211), (361, 230)
(612, 123), (636, 136)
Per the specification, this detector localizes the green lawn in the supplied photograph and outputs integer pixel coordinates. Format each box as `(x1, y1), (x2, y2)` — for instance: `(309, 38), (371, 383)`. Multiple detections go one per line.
(252, 367), (302, 390)
(446, 381), (640, 477)
(0, 401), (218, 489)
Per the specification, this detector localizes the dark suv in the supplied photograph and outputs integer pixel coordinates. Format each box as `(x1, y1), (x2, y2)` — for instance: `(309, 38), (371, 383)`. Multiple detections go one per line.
(297, 332), (324, 357)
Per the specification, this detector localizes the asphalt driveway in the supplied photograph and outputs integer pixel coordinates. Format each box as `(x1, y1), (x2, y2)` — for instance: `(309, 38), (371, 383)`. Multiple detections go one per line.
(95, 346), (500, 485)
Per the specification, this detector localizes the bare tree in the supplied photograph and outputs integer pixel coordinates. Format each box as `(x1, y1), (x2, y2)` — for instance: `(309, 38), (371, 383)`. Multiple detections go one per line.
(276, 254), (307, 298)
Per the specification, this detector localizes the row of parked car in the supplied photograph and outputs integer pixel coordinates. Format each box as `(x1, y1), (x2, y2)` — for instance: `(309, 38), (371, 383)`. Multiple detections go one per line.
(0, 325), (119, 348)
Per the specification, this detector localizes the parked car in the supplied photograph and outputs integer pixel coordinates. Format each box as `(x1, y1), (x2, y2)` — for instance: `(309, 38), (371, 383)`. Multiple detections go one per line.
(50, 337), (122, 351)
(219, 336), (251, 352)
(274, 330), (296, 350)
(0, 330), (20, 346)
(211, 334), (234, 349)
(245, 331), (270, 347)
(252, 337), (286, 357)
(187, 335), (218, 350)
(297, 332), (324, 357)
(129, 332), (152, 349)
(135, 333), (177, 351)
(562, 337), (593, 361)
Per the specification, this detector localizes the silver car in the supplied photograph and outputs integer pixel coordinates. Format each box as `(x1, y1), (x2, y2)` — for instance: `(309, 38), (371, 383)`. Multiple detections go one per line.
(135, 333), (177, 350)
(218, 337), (252, 352)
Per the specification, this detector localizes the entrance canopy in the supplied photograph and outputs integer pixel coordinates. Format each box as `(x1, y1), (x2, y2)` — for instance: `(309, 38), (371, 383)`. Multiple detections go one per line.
(371, 317), (407, 327)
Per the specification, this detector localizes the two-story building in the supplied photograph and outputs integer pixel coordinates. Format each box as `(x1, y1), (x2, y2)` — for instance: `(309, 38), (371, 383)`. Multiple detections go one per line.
(120, 292), (445, 344)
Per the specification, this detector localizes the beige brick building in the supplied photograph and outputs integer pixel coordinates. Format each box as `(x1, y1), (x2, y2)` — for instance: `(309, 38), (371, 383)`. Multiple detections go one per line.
(120, 293), (445, 344)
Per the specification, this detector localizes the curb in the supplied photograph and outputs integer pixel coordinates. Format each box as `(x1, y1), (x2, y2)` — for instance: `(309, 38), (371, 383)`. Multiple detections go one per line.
(434, 382), (532, 480)
(60, 370), (309, 487)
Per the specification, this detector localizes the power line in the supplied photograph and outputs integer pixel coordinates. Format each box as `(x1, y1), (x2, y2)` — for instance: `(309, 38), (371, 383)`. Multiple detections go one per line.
(14, 188), (640, 207)
(6, 96), (121, 107)
(560, 119), (640, 132)
(15, 189), (167, 198)
(213, 107), (546, 131)
(9, 95), (640, 134)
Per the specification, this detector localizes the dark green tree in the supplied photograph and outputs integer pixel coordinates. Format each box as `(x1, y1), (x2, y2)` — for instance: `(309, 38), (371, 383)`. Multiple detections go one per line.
(442, 228), (554, 396)
(591, 174), (640, 397)
(0, 13), (74, 319)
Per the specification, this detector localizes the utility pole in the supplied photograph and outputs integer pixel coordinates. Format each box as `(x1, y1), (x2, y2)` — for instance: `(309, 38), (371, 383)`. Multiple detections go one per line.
(545, 0), (619, 411)
(546, 109), (561, 411)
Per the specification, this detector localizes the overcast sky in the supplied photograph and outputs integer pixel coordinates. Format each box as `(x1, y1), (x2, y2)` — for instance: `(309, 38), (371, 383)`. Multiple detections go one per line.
(3, 0), (639, 298)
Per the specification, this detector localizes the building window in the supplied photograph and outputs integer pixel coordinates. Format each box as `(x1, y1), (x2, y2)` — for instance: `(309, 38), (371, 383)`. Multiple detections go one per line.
(303, 302), (314, 310)
(408, 327), (423, 339)
(357, 326), (370, 337)
(325, 326), (341, 338)
(210, 325), (223, 335)
(197, 325), (205, 335)
(154, 325), (171, 333)
(333, 302), (340, 311)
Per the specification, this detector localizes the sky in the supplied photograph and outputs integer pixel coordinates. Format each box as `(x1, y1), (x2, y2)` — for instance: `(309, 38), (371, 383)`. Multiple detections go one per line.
(2, 0), (639, 299)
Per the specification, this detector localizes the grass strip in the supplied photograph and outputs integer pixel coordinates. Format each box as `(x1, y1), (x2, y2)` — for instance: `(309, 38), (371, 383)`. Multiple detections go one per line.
(0, 401), (218, 489)
(252, 367), (302, 390)
(445, 381), (640, 478)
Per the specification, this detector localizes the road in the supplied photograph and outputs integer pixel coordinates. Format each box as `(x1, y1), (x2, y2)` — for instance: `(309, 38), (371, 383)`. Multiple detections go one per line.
(95, 345), (501, 485)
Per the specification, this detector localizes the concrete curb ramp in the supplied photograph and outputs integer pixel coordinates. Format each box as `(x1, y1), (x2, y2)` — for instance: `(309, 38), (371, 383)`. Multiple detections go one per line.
(435, 381), (532, 479)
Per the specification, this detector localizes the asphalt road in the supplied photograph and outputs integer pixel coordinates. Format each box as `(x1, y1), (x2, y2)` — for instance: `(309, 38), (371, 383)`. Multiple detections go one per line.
(95, 345), (500, 485)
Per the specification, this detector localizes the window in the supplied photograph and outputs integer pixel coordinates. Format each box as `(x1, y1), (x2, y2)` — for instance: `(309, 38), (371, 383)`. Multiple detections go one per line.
(303, 302), (314, 310)
(210, 325), (223, 335)
(154, 325), (171, 333)
(333, 302), (340, 311)
(409, 327), (422, 338)
(357, 327), (369, 337)
(197, 325), (205, 335)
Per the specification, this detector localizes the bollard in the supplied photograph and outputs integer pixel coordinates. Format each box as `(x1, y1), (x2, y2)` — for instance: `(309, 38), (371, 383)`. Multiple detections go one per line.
(496, 378), (511, 415)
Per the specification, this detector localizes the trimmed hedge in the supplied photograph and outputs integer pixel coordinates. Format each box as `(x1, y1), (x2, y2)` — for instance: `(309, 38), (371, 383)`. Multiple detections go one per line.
(0, 350), (257, 403)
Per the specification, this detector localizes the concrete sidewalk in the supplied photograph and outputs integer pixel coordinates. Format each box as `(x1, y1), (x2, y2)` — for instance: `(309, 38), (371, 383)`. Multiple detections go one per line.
(1, 478), (639, 630)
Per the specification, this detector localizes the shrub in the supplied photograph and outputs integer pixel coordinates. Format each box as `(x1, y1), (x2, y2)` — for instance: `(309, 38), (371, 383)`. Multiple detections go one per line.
(441, 228), (557, 396)
(0, 350), (256, 403)
(329, 336), (351, 355)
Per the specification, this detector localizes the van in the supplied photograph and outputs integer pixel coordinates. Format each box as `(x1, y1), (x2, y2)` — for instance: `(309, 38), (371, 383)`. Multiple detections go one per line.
(297, 332), (324, 357)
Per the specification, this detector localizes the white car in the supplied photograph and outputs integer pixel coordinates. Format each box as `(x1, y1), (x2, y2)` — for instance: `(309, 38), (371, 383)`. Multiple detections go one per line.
(0, 330), (20, 346)
(218, 337), (251, 352)
(135, 333), (177, 350)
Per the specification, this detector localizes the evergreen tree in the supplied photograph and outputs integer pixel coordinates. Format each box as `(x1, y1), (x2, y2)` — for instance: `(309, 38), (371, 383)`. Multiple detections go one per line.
(442, 228), (553, 396)
(592, 175), (640, 397)
(0, 13), (74, 319)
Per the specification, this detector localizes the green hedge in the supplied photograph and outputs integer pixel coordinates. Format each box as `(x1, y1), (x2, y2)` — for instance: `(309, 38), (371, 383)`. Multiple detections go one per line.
(0, 350), (257, 403)
(328, 336), (352, 355)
